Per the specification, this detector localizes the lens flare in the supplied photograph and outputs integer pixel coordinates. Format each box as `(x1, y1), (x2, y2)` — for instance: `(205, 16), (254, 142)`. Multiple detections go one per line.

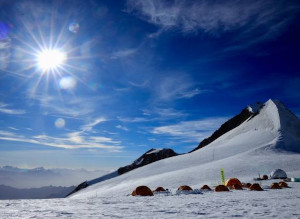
(37, 49), (67, 71)
(59, 76), (77, 90)
(68, 22), (80, 33)
(55, 118), (65, 128)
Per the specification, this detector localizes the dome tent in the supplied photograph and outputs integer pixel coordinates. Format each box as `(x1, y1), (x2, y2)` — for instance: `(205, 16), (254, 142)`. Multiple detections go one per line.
(132, 186), (153, 196)
(177, 185), (193, 191)
(270, 183), (282, 189)
(225, 178), (242, 189)
(214, 185), (229, 192)
(201, 185), (211, 190)
(270, 169), (287, 179)
(154, 187), (166, 192)
(279, 181), (289, 188)
(249, 183), (263, 191)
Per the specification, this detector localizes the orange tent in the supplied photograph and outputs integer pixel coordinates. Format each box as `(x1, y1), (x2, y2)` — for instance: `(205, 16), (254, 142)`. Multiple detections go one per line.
(215, 185), (229, 192)
(249, 183), (263, 191)
(270, 183), (281, 189)
(132, 186), (154, 196)
(201, 185), (211, 190)
(243, 183), (252, 188)
(154, 187), (166, 192)
(225, 178), (242, 189)
(279, 181), (289, 188)
(177, 185), (193, 191)
(232, 184), (243, 190)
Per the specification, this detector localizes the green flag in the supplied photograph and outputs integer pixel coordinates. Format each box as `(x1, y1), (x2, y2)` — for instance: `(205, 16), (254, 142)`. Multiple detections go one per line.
(220, 168), (225, 185)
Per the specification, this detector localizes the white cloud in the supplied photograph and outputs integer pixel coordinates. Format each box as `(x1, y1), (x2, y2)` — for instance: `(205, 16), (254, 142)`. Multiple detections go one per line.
(27, 94), (103, 118)
(8, 127), (19, 131)
(0, 38), (11, 70)
(129, 80), (149, 88)
(180, 88), (205, 99)
(0, 102), (26, 115)
(0, 130), (19, 137)
(0, 116), (121, 151)
(118, 107), (187, 123)
(116, 125), (129, 131)
(154, 73), (204, 101)
(145, 107), (187, 118)
(118, 117), (150, 123)
(81, 117), (107, 132)
(0, 129), (123, 150)
(127, 0), (299, 46)
(152, 117), (228, 142)
(89, 136), (121, 144)
(111, 48), (137, 59)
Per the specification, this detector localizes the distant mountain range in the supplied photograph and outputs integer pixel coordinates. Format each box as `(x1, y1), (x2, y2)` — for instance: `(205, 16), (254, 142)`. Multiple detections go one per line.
(0, 166), (109, 188)
(69, 99), (300, 198)
(0, 185), (75, 200)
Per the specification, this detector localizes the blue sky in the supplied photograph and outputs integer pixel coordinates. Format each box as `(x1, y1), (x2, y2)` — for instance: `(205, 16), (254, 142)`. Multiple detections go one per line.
(0, 0), (300, 170)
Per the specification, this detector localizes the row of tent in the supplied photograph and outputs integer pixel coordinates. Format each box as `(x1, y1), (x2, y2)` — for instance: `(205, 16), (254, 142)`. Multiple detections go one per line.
(131, 177), (290, 196)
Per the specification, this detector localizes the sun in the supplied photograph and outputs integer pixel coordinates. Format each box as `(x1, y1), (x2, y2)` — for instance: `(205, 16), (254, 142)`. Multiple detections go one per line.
(37, 49), (67, 72)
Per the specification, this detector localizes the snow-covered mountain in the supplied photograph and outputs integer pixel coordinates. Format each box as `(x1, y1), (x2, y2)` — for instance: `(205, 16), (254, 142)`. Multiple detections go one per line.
(70, 99), (300, 198)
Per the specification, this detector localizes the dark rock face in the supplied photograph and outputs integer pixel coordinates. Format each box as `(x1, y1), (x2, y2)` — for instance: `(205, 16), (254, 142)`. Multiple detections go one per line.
(118, 148), (178, 175)
(191, 108), (255, 152)
(66, 181), (89, 197)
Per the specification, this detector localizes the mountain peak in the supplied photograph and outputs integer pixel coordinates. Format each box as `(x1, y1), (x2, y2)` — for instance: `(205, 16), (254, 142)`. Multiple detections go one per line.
(247, 101), (263, 113)
(192, 99), (300, 153)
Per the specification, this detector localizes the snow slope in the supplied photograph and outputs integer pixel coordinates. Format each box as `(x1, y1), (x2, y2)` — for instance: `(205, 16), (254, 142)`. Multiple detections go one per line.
(71, 99), (300, 198)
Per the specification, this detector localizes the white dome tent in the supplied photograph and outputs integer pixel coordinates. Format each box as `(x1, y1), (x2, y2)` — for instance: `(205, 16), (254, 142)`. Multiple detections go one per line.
(270, 169), (287, 179)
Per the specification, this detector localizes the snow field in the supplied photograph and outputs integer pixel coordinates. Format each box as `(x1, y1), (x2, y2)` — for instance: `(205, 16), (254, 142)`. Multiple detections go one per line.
(1, 182), (300, 218)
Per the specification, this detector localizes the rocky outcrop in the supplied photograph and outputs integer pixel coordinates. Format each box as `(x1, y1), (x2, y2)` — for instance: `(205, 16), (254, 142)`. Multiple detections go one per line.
(66, 181), (89, 197)
(118, 148), (178, 175)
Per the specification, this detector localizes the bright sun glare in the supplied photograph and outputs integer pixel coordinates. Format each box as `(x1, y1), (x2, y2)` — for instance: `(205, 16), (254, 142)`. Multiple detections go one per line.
(37, 49), (67, 71)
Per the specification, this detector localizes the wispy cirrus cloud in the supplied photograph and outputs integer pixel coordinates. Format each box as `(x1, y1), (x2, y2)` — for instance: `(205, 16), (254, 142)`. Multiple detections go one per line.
(0, 102), (26, 115)
(81, 117), (107, 132)
(0, 129), (122, 151)
(116, 125), (129, 131)
(118, 107), (187, 123)
(0, 38), (11, 70)
(111, 48), (138, 59)
(32, 134), (122, 150)
(127, 0), (300, 47)
(152, 117), (228, 142)
(143, 107), (188, 120)
(0, 116), (121, 151)
(27, 94), (102, 118)
(118, 116), (150, 123)
(154, 73), (206, 101)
